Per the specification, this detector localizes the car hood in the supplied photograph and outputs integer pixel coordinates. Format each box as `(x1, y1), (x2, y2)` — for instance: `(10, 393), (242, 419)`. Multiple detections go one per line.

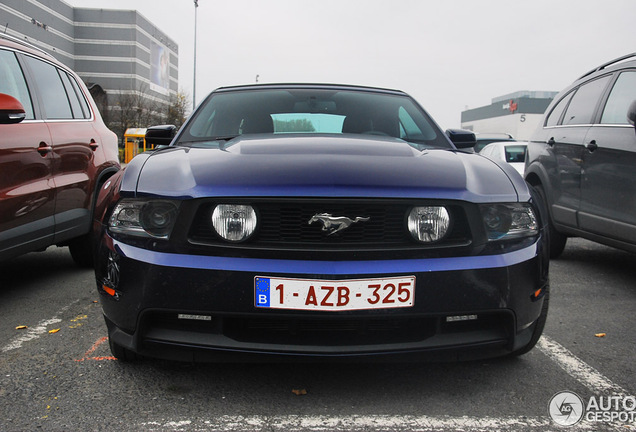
(124, 135), (525, 202)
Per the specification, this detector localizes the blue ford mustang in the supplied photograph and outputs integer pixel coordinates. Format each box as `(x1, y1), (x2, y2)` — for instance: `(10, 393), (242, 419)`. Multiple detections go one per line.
(93, 84), (550, 362)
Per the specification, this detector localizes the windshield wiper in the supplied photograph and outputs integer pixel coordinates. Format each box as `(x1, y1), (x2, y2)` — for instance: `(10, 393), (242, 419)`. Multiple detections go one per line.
(404, 138), (452, 151)
(211, 135), (239, 142)
(178, 135), (240, 148)
(180, 135), (239, 144)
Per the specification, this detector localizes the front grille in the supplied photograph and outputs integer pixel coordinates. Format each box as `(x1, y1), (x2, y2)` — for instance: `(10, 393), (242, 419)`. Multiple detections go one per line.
(187, 199), (472, 252)
(259, 203), (403, 244)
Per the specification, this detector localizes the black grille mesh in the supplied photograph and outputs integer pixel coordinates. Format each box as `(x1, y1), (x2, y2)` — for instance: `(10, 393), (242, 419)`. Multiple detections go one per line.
(187, 200), (471, 251)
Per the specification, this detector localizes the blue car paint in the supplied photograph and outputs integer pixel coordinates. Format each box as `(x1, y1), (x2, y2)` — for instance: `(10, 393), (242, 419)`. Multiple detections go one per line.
(127, 135), (524, 203)
(114, 237), (538, 274)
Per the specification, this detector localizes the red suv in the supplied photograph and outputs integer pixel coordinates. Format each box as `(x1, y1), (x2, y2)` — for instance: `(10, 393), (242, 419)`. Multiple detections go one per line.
(0, 34), (120, 266)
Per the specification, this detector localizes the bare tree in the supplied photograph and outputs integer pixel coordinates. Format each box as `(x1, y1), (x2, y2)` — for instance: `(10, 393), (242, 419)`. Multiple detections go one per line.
(165, 89), (190, 129)
(107, 84), (164, 140)
(88, 84), (190, 145)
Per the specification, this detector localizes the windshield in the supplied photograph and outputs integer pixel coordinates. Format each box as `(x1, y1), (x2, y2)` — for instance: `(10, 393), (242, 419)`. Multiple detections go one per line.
(178, 87), (451, 149)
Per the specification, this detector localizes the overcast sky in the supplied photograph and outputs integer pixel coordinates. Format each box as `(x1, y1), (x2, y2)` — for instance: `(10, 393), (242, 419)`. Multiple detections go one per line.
(67, 0), (635, 129)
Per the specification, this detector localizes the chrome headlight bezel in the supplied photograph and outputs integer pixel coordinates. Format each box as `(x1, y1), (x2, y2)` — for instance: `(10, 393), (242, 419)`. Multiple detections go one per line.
(108, 199), (180, 240)
(480, 203), (538, 241)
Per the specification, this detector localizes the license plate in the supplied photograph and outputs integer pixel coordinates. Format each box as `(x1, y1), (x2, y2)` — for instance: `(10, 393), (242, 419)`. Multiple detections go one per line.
(254, 276), (415, 311)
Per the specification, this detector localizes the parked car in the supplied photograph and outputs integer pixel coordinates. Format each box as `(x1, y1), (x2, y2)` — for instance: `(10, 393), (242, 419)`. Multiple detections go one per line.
(479, 141), (527, 176)
(93, 83), (549, 362)
(525, 53), (636, 258)
(0, 34), (120, 266)
(473, 132), (516, 153)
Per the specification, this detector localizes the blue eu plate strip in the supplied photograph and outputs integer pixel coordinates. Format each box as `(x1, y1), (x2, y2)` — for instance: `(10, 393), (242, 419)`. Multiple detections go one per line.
(255, 277), (270, 307)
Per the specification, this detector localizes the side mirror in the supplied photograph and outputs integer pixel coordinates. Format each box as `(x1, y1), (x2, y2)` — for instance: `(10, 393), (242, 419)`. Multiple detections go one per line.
(145, 124), (177, 147)
(445, 129), (477, 149)
(0, 93), (26, 124)
(627, 100), (636, 127)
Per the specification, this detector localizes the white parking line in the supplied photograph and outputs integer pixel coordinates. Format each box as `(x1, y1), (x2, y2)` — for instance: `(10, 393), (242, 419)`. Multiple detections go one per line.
(133, 336), (630, 431)
(1, 301), (77, 353)
(141, 414), (601, 431)
(5, 309), (624, 432)
(537, 335), (628, 396)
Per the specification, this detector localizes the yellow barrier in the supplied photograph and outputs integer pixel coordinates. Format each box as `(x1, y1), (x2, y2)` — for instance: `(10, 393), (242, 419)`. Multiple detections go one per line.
(123, 128), (152, 163)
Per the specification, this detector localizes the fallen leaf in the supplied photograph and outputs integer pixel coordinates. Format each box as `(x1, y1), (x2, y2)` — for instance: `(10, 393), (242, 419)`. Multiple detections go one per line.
(48, 329), (60, 334)
(595, 333), (606, 338)
(15, 325), (28, 330)
(292, 389), (307, 396)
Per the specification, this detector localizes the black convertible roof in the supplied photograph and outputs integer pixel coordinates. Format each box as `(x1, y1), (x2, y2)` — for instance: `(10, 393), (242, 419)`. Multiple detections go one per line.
(213, 83), (408, 96)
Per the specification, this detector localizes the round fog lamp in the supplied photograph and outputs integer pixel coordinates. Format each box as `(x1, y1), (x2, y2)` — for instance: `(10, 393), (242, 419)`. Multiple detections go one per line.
(212, 204), (257, 242)
(408, 206), (450, 243)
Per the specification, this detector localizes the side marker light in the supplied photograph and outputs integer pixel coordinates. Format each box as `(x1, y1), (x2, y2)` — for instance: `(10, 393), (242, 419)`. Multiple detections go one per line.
(532, 288), (546, 300)
(102, 285), (118, 299)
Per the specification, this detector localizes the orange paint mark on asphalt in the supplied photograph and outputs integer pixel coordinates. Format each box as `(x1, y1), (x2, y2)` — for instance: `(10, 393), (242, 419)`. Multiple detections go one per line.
(75, 336), (117, 362)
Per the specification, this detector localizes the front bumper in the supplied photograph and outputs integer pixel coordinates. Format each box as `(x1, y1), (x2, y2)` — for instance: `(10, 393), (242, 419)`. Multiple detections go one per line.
(96, 236), (548, 362)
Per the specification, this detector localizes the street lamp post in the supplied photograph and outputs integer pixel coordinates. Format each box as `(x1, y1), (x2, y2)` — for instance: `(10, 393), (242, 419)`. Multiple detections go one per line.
(193, 0), (198, 110)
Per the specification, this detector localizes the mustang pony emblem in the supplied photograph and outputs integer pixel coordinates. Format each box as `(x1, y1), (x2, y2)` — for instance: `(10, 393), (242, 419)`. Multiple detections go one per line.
(308, 213), (370, 236)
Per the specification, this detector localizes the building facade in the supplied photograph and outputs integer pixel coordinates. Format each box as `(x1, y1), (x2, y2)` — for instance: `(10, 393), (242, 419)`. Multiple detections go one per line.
(461, 91), (556, 141)
(1, 0), (178, 138)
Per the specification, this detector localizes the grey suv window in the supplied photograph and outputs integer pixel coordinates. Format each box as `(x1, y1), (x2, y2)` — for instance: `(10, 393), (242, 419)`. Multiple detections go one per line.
(562, 75), (611, 126)
(600, 71), (636, 124)
(0, 50), (34, 119)
(545, 91), (573, 127)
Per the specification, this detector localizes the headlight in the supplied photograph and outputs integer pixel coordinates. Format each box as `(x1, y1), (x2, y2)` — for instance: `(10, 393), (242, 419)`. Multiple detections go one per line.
(480, 203), (538, 241)
(109, 199), (180, 239)
(212, 204), (257, 242)
(407, 206), (450, 243)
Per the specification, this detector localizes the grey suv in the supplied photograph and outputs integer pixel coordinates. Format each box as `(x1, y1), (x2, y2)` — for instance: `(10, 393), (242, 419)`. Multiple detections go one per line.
(525, 53), (636, 258)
